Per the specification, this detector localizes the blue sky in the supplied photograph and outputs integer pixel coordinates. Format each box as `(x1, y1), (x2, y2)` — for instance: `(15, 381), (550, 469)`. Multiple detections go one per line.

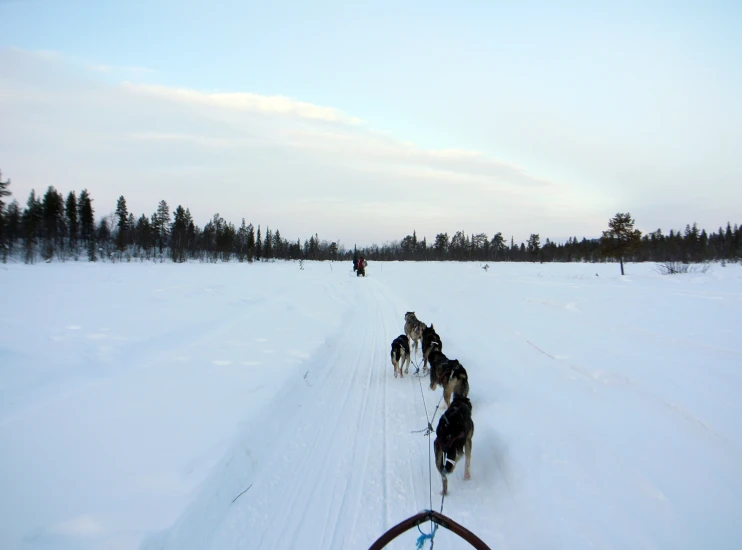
(1, 0), (740, 247)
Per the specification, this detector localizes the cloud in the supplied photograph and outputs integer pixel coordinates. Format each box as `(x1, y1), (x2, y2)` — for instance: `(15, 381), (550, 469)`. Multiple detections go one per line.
(51, 514), (104, 536)
(122, 82), (363, 125)
(0, 47), (588, 246)
(89, 64), (155, 75)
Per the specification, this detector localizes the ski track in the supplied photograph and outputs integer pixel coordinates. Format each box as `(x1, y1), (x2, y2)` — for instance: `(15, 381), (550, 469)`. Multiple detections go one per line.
(150, 274), (442, 550)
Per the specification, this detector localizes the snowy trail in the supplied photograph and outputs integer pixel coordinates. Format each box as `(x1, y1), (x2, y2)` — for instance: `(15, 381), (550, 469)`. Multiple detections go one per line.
(144, 274), (443, 550)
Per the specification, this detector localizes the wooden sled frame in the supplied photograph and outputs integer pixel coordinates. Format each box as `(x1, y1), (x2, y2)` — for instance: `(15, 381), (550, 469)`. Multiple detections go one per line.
(368, 510), (491, 550)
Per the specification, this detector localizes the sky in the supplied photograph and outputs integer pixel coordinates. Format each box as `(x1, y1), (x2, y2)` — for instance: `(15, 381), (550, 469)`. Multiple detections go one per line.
(1, 0), (740, 247)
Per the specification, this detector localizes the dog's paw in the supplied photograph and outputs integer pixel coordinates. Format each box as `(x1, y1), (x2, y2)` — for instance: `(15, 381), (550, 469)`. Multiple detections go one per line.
(464, 472), (471, 480)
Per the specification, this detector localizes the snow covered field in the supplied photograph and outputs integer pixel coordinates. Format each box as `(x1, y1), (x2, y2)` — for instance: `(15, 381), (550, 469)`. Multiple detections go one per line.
(1, 260), (741, 550)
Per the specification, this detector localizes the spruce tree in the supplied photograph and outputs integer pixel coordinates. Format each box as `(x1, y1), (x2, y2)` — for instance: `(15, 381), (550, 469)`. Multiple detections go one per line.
(434, 233), (448, 260)
(274, 229), (282, 259)
(0, 171), (11, 261)
(65, 191), (78, 257)
(115, 195), (129, 254)
(97, 217), (111, 260)
(22, 190), (43, 263)
(185, 209), (195, 259)
(527, 234), (541, 262)
(41, 186), (65, 261)
(4, 200), (20, 260)
(78, 189), (96, 261)
(171, 205), (188, 262)
(237, 218), (247, 262)
(155, 200), (170, 254)
(264, 227), (273, 260)
(136, 214), (152, 258)
(255, 225), (262, 261)
(491, 232), (505, 261)
(246, 223), (255, 262)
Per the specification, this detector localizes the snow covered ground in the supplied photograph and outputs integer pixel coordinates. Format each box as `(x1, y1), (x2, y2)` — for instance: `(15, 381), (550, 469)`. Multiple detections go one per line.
(1, 260), (741, 550)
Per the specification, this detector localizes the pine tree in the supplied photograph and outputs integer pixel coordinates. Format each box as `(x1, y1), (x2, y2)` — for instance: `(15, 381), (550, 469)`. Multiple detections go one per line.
(246, 222), (255, 262)
(78, 189), (96, 261)
(65, 191), (79, 257)
(4, 200), (20, 259)
(115, 195), (129, 254)
(434, 233), (448, 260)
(491, 232), (505, 261)
(274, 229), (282, 259)
(0, 171), (11, 261)
(185, 209), (196, 259)
(527, 234), (541, 262)
(0, 170), (10, 210)
(136, 214), (152, 258)
(256, 225), (262, 261)
(22, 190), (43, 263)
(237, 218), (247, 262)
(600, 212), (642, 275)
(41, 186), (65, 261)
(127, 213), (136, 256)
(170, 205), (188, 262)
(97, 217), (111, 260)
(155, 200), (170, 254)
(264, 227), (273, 259)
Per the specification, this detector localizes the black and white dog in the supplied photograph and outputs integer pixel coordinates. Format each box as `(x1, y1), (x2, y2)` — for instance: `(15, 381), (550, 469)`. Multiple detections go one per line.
(421, 323), (443, 373)
(390, 334), (411, 378)
(434, 395), (474, 495)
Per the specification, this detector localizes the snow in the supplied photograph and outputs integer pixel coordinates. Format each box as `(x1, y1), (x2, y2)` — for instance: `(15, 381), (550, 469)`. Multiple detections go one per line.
(1, 260), (741, 550)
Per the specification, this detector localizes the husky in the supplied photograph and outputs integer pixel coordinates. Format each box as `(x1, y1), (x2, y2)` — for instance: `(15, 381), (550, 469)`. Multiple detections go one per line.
(430, 353), (469, 408)
(434, 395), (474, 495)
(421, 323), (442, 373)
(403, 312), (427, 356)
(390, 334), (411, 378)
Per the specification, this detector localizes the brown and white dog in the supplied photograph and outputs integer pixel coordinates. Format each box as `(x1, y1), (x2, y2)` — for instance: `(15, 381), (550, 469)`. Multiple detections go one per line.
(404, 312), (427, 356)
(429, 351), (469, 408)
(390, 334), (411, 378)
(434, 395), (474, 495)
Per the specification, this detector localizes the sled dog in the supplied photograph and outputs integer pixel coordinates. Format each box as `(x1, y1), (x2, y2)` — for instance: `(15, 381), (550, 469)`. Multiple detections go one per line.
(434, 396), (474, 495)
(403, 312), (426, 355)
(390, 334), (411, 378)
(421, 323), (443, 373)
(430, 354), (469, 408)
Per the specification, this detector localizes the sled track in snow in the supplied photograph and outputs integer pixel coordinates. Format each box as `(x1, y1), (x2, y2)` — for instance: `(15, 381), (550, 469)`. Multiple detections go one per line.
(145, 275), (438, 550)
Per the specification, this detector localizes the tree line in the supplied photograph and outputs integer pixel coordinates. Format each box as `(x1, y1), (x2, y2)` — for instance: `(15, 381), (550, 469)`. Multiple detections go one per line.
(0, 174), (340, 263)
(0, 172), (740, 266)
(382, 218), (741, 266)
